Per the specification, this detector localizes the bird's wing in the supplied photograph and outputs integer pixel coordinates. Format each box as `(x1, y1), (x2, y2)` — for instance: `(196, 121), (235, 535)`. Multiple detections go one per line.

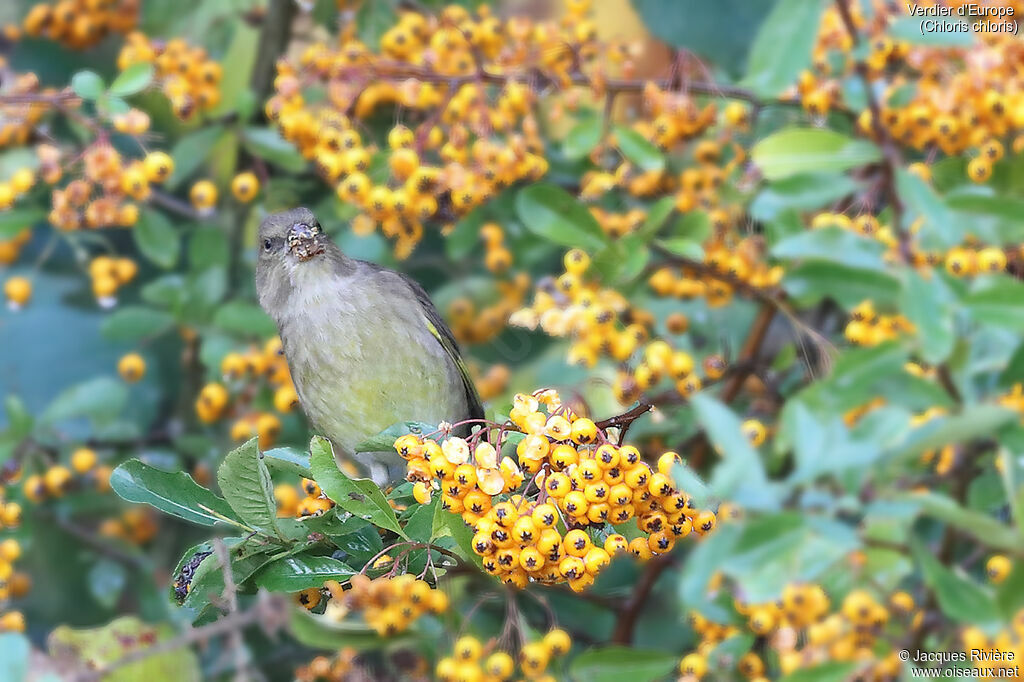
(397, 272), (486, 423)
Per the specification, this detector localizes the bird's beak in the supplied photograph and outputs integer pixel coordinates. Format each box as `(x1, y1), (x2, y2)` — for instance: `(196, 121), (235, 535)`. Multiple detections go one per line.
(287, 222), (326, 262)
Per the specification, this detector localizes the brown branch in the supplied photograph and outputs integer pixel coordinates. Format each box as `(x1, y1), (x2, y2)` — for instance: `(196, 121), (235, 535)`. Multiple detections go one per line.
(834, 0), (910, 261)
(250, 0), (298, 105)
(340, 59), (838, 115)
(720, 303), (776, 404)
(594, 400), (654, 433)
(610, 554), (674, 644)
(50, 514), (150, 570)
(0, 89), (80, 106)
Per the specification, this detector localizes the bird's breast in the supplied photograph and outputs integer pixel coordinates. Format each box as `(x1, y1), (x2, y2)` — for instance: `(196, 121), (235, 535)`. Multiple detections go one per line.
(278, 272), (467, 455)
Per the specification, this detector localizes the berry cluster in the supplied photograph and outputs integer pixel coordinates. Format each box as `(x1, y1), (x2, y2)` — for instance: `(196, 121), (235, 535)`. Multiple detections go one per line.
(21, 448), (112, 503)
(811, 211), (1012, 277)
(195, 337), (300, 450)
(0, 480), (26, 635)
(447, 272), (531, 346)
(88, 255), (138, 307)
(18, 0), (138, 50)
(318, 574), (450, 637)
(513, 250), (727, 404)
(843, 300), (914, 347)
(436, 629), (571, 682)
(803, 1), (1024, 183)
(98, 506), (158, 545)
(962, 608), (1024, 679)
(395, 389), (715, 591)
(680, 584), (913, 680)
(48, 145), (174, 232)
(264, 1), (639, 257)
(117, 33), (222, 120)
(294, 648), (358, 682)
(274, 477), (336, 519)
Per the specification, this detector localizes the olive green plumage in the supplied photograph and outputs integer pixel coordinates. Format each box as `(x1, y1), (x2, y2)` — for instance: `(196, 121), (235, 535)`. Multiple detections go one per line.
(254, 207), (483, 479)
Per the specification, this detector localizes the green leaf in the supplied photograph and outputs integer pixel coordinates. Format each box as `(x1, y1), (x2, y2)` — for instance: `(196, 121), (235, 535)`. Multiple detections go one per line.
(109, 63), (154, 97)
(888, 405), (1015, 461)
(71, 70), (105, 100)
(750, 173), (860, 222)
(188, 226), (229, 270)
(723, 515), (858, 603)
(786, 403), (880, 484)
(355, 421), (437, 454)
(433, 500), (482, 568)
(290, 610), (403, 651)
(515, 183), (609, 252)
(693, 394), (777, 510)
(742, 0), (826, 97)
(779, 662), (859, 682)
(100, 306), (174, 342)
(0, 208), (45, 239)
(771, 226), (889, 272)
(0, 633), (28, 682)
(966, 275), (1024, 331)
(896, 169), (959, 249)
(167, 126), (226, 189)
(217, 438), (281, 534)
(209, 22), (259, 118)
(309, 436), (406, 537)
(563, 116), (603, 160)
(888, 16), (975, 45)
(135, 209), (180, 269)
(242, 127), (307, 173)
(110, 459), (240, 527)
(254, 554), (354, 592)
(4, 396), (32, 440)
(568, 646), (677, 682)
(751, 128), (881, 180)
(782, 261), (900, 308)
(634, 196), (675, 242)
(913, 540), (1001, 627)
(88, 558), (127, 610)
(895, 490), (1021, 553)
(614, 125), (664, 173)
(947, 192), (1024, 220)
(631, 0), (775, 76)
(263, 447), (312, 478)
(42, 376), (127, 424)
(900, 270), (955, 363)
(591, 236), (650, 285)
(655, 237), (704, 261)
(212, 301), (278, 337)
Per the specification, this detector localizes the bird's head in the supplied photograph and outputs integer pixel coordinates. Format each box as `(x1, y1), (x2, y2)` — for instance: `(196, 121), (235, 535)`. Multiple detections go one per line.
(255, 208), (351, 321)
(258, 207), (327, 265)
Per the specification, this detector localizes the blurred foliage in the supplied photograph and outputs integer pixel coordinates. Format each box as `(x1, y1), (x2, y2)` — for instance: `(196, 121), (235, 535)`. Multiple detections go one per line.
(0, 0), (1023, 680)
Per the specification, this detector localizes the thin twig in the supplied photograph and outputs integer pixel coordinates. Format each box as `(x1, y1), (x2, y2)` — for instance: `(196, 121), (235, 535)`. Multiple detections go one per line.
(72, 593), (289, 682)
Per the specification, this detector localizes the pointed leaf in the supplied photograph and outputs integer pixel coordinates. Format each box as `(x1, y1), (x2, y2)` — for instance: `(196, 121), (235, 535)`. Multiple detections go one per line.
(110, 459), (240, 527)
(516, 184), (609, 252)
(254, 554), (354, 592)
(310, 436), (406, 537)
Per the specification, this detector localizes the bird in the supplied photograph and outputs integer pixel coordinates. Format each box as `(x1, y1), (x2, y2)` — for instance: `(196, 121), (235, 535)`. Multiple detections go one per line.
(254, 207), (483, 482)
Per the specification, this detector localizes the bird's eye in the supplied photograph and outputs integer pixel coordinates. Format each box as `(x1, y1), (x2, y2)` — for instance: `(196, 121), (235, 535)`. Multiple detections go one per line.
(263, 239), (273, 252)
